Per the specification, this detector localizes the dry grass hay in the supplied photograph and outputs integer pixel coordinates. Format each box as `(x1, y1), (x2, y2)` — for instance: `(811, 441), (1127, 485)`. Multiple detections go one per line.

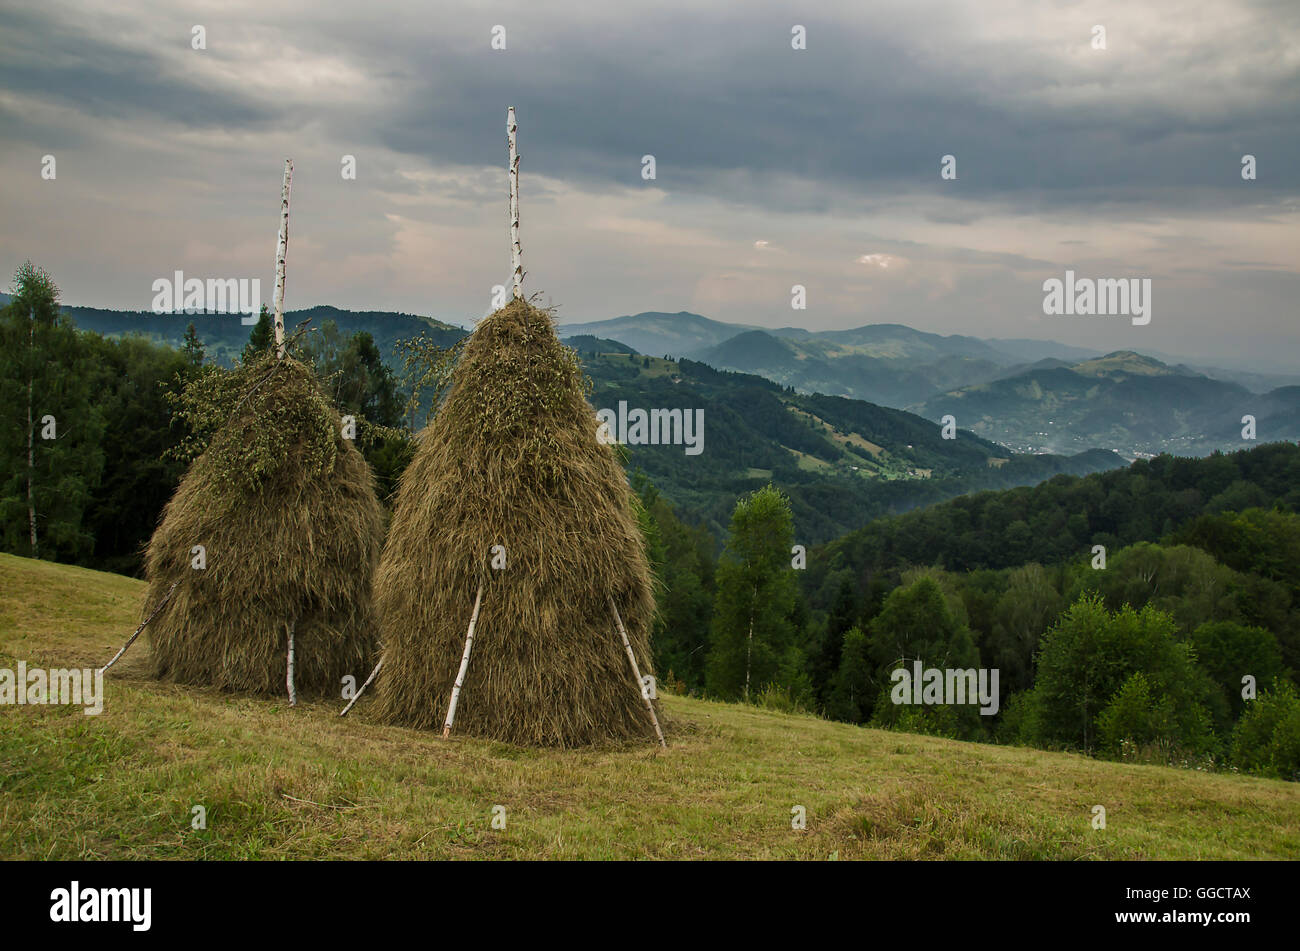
(142, 353), (383, 695)
(372, 298), (658, 746)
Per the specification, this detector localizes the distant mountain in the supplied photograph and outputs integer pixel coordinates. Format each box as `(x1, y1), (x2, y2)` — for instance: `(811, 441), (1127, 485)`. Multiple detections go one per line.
(982, 337), (1105, 363)
(40, 300), (462, 366)
(694, 327), (1008, 407)
(911, 350), (1300, 457)
(558, 311), (759, 357)
(582, 352), (1124, 543)
(559, 313), (1168, 409)
(3, 292), (1127, 541)
(559, 334), (637, 355)
(772, 322), (1006, 360)
(18, 294), (1288, 470)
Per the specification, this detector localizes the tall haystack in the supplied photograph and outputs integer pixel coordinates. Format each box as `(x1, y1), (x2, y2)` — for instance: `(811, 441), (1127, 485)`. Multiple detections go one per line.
(371, 296), (660, 746)
(141, 351), (384, 695)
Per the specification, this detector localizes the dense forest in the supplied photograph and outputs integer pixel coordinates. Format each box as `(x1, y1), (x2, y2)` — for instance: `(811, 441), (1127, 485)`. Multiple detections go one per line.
(582, 349), (1123, 543)
(3, 262), (1297, 782)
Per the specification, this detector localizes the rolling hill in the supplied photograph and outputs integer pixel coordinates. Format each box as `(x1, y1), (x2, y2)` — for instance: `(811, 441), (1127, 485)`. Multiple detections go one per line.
(14, 293), (1127, 547)
(2, 552), (1296, 860)
(581, 352), (1123, 543)
(911, 351), (1300, 456)
(45, 300), (464, 367)
(694, 328), (1009, 407)
(558, 311), (762, 357)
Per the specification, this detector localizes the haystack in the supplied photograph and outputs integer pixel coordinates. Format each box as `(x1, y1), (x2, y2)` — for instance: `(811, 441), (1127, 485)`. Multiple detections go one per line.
(141, 351), (384, 695)
(371, 297), (660, 746)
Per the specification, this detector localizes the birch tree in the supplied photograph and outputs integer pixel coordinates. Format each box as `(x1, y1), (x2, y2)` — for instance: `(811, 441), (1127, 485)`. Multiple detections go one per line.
(0, 262), (104, 560)
(705, 485), (799, 701)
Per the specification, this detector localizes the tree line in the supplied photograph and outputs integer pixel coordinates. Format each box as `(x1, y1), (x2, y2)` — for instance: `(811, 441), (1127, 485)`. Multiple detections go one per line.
(0, 264), (408, 574)
(4, 261), (1297, 780)
(657, 448), (1300, 782)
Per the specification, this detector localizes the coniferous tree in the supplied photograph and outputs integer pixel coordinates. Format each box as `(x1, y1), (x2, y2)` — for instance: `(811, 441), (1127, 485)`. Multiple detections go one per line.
(182, 322), (205, 367)
(633, 473), (715, 691)
(242, 304), (274, 362)
(827, 625), (872, 722)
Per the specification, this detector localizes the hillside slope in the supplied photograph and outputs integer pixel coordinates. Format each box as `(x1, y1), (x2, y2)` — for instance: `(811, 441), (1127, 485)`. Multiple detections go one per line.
(1, 553), (1296, 860)
(912, 351), (1300, 455)
(582, 353), (1123, 543)
(56, 302), (464, 367)
(696, 327), (1009, 408)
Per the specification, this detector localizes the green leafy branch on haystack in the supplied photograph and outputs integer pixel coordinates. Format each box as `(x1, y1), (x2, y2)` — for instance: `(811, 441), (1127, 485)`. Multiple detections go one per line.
(394, 331), (466, 428)
(348, 108), (666, 748)
(161, 322), (332, 485)
(113, 157), (385, 704)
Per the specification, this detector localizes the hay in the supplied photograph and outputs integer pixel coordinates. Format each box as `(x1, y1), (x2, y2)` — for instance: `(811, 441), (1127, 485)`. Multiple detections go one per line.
(141, 353), (383, 695)
(372, 298), (658, 746)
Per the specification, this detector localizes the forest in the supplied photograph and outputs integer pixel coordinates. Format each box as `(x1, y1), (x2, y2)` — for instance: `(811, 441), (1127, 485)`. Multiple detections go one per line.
(4, 262), (1297, 782)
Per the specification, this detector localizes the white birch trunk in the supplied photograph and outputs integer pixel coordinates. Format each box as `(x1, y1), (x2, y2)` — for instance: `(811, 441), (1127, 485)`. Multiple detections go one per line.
(608, 595), (667, 748)
(744, 584), (756, 702)
(27, 314), (36, 557)
(286, 619), (297, 706)
(339, 657), (383, 717)
(442, 583), (484, 737)
(508, 107), (522, 299)
(273, 158), (293, 358)
(100, 580), (180, 674)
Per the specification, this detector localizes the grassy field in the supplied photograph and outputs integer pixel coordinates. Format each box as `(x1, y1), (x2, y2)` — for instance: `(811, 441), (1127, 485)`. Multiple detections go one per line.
(2, 551), (1298, 860)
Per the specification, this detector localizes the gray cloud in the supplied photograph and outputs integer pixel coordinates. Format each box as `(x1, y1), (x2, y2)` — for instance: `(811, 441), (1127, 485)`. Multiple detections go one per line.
(0, 0), (1296, 366)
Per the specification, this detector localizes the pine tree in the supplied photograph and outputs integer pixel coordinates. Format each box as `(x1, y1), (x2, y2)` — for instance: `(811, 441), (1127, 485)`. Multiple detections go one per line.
(182, 322), (206, 368)
(633, 472), (714, 691)
(241, 304), (274, 362)
(827, 626), (872, 722)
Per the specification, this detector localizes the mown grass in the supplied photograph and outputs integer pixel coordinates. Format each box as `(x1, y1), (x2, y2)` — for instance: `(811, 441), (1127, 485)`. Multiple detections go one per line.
(2, 552), (1297, 860)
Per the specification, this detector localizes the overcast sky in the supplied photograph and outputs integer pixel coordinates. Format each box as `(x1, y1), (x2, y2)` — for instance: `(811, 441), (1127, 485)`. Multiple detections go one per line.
(2, 0), (1297, 369)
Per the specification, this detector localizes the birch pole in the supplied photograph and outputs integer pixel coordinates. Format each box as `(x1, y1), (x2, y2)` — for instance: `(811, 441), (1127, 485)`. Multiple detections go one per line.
(273, 158), (293, 359)
(744, 584), (756, 702)
(339, 657), (383, 717)
(508, 107), (523, 299)
(100, 580), (180, 674)
(27, 311), (37, 557)
(442, 583), (485, 738)
(608, 595), (667, 748)
(286, 619), (297, 706)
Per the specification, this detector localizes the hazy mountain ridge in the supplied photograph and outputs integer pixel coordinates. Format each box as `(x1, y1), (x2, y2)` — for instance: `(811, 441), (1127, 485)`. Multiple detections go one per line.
(34, 297), (462, 366)
(28, 297), (1297, 463)
(911, 350), (1300, 456)
(581, 351), (1124, 543)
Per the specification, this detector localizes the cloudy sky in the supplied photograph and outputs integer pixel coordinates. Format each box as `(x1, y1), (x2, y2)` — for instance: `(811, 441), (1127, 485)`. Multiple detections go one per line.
(2, 0), (1297, 369)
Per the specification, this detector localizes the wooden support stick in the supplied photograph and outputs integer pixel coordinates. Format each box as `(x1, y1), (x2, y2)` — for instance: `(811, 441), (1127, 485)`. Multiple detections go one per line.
(507, 107), (523, 299)
(286, 619), (297, 706)
(339, 657), (383, 717)
(101, 580), (180, 674)
(273, 158), (293, 359)
(608, 595), (667, 748)
(442, 583), (484, 738)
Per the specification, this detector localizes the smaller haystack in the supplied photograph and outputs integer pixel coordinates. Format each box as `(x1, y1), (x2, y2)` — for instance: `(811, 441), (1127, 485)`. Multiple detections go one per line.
(142, 351), (383, 695)
(372, 298), (660, 746)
